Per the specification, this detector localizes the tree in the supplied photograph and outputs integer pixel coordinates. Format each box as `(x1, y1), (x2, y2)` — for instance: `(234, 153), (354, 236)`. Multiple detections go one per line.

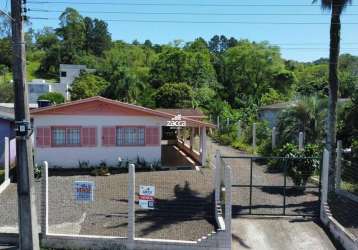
(38, 92), (65, 104)
(56, 8), (86, 63)
(70, 73), (109, 100)
(313, 0), (352, 192)
(223, 41), (289, 106)
(154, 83), (194, 108)
(84, 17), (112, 56)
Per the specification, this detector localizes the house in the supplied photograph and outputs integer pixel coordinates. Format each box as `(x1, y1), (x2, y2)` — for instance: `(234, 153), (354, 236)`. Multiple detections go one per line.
(0, 107), (15, 166)
(28, 64), (95, 103)
(30, 96), (215, 168)
(258, 102), (296, 128)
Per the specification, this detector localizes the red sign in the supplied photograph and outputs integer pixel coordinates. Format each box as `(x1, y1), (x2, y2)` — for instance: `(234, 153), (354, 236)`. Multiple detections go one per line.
(139, 195), (154, 201)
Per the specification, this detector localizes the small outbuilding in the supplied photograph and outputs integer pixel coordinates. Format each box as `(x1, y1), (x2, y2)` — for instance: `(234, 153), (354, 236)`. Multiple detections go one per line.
(31, 96), (215, 168)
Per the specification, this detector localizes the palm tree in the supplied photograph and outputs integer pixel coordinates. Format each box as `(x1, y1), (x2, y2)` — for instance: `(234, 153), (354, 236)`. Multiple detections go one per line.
(313, 0), (352, 192)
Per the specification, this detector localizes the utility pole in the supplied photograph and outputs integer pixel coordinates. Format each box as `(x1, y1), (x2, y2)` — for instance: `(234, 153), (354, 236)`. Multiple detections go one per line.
(11, 0), (40, 249)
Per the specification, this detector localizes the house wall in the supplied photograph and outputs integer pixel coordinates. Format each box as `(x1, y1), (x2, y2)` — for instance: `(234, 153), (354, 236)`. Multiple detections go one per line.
(0, 119), (15, 166)
(33, 115), (165, 168)
(258, 110), (281, 128)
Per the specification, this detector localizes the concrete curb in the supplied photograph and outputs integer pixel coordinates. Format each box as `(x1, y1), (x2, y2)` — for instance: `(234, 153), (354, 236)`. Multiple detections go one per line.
(0, 179), (10, 195)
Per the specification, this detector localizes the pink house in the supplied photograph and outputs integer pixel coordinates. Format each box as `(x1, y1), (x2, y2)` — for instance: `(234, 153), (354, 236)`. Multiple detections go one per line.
(31, 96), (214, 168)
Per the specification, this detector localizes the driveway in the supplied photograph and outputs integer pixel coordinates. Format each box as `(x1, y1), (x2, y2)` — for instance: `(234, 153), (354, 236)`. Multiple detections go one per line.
(207, 138), (337, 250)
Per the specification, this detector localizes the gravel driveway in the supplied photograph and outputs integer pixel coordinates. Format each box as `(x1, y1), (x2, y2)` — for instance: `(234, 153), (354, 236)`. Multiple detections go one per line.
(0, 169), (215, 241)
(207, 138), (320, 217)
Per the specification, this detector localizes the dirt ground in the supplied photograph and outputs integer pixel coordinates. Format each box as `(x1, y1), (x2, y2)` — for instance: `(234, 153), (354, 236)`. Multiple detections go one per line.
(0, 169), (215, 241)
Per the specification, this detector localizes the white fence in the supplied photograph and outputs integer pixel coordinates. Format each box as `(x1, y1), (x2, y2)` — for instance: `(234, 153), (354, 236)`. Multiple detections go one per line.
(38, 162), (232, 250)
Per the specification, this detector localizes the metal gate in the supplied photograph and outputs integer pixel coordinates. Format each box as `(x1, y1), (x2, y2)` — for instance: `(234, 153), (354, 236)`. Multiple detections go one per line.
(221, 156), (322, 217)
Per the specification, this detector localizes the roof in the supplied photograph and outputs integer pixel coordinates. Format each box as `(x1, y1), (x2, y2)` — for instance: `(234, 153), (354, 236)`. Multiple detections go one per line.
(155, 108), (205, 120)
(259, 102), (296, 111)
(31, 96), (215, 128)
(0, 109), (14, 121)
(0, 103), (38, 109)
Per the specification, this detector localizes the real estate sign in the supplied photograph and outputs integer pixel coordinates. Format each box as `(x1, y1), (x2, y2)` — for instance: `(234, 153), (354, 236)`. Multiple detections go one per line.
(139, 185), (155, 209)
(74, 181), (95, 202)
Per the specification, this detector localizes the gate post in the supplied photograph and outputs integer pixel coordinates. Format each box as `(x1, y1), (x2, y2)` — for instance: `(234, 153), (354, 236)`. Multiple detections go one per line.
(224, 165), (232, 249)
(214, 150), (221, 204)
(237, 120), (241, 140)
(128, 164), (135, 248)
(272, 127), (277, 150)
(320, 149), (329, 219)
(4, 137), (9, 182)
(41, 161), (48, 236)
(335, 140), (342, 190)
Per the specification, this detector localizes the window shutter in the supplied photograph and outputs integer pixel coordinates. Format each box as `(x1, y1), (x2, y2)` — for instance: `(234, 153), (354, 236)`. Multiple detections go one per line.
(81, 127), (97, 147)
(36, 127), (51, 147)
(102, 127), (116, 146)
(146, 127), (160, 146)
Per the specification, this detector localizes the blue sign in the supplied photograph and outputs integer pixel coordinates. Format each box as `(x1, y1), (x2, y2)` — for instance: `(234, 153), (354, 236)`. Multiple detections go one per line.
(74, 181), (95, 202)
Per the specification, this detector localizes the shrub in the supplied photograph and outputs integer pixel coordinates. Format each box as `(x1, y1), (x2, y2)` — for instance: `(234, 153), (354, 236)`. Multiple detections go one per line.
(268, 143), (321, 189)
(38, 92), (65, 104)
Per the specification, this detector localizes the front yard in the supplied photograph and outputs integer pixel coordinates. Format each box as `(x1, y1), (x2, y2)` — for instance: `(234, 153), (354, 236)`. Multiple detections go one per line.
(0, 169), (216, 241)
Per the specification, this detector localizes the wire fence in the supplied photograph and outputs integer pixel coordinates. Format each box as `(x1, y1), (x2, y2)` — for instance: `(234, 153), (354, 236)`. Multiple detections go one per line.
(222, 156), (321, 216)
(47, 172), (128, 237)
(339, 157), (358, 196)
(134, 169), (215, 241)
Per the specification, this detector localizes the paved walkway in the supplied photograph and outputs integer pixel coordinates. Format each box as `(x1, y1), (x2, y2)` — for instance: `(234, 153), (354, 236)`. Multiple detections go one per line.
(206, 138), (337, 250)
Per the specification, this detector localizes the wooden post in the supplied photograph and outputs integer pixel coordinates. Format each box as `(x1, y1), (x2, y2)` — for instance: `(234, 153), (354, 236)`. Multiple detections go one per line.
(335, 140), (342, 190)
(214, 150), (221, 204)
(11, 0), (40, 249)
(272, 127), (277, 150)
(200, 127), (207, 165)
(217, 116), (220, 131)
(252, 123), (257, 153)
(299, 132), (304, 151)
(190, 128), (195, 151)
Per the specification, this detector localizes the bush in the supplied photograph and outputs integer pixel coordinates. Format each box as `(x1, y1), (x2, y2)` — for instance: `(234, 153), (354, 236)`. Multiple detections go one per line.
(38, 92), (65, 104)
(268, 143), (321, 188)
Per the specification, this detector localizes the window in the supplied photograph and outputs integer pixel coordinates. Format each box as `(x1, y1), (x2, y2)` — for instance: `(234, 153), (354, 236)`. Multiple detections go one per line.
(60, 71), (67, 77)
(116, 127), (145, 146)
(52, 127), (81, 146)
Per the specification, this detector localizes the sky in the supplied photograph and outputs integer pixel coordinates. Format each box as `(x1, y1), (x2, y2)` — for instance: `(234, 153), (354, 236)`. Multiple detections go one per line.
(3, 0), (358, 62)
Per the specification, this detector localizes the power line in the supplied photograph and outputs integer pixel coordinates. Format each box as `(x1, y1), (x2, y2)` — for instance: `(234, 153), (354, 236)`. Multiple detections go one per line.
(28, 17), (358, 25)
(27, 9), (358, 16)
(27, 1), (358, 7)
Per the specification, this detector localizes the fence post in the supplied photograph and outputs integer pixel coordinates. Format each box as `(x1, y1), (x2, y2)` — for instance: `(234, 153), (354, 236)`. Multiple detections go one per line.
(224, 165), (232, 249)
(128, 164), (135, 247)
(217, 116), (220, 131)
(41, 161), (48, 236)
(214, 150), (221, 205)
(4, 137), (9, 181)
(252, 123), (257, 153)
(237, 120), (241, 140)
(272, 127), (277, 150)
(321, 149), (330, 213)
(299, 132), (304, 151)
(335, 140), (342, 190)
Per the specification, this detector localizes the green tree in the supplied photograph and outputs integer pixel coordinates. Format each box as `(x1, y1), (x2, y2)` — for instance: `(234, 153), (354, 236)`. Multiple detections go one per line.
(38, 92), (65, 104)
(70, 73), (109, 100)
(223, 41), (289, 106)
(313, 0), (352, 191)
(84, 17), (111, 56)
(56, 8), (86, 63)
(154, 83), (194, 108)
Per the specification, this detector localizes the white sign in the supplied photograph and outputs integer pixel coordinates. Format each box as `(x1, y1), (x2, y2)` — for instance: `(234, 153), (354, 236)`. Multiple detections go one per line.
(139, 185), (155, 209)
(166, 114), (187, 127)
(74, 181), (95, 202)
